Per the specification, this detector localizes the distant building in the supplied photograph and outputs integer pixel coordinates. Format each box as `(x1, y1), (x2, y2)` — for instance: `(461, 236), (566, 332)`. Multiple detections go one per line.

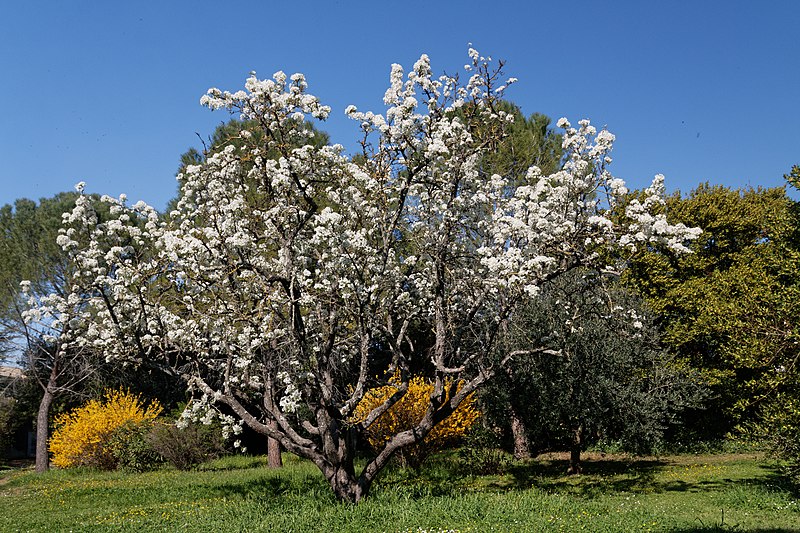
(0, 366), (23, 381)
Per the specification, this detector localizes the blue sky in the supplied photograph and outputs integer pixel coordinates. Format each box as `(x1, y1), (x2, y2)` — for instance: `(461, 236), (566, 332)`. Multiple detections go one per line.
(1, 1), (798, 211)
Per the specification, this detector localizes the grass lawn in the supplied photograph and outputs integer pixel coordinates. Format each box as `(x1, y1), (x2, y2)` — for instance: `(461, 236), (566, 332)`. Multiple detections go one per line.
(1, 451), (798, 532)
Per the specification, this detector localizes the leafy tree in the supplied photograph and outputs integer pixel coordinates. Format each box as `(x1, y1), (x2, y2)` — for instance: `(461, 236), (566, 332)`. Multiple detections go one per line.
(623, 184), (800, 440)
(29, 51), (697, 502)
(0, 192), (102, 472)
(0, 192), (183, 472)
(487, 270), (703, 472)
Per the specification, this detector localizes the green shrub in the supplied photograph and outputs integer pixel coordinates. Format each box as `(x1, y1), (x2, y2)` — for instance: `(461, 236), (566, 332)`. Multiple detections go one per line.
(457, 425), (512, 475)
(149, 421), (226, 470)
(107, 420), (163, 472)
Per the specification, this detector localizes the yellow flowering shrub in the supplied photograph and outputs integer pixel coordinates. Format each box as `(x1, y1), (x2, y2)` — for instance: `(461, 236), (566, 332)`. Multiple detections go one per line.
(352, 374), (480, 468)
(49, 389), (162, 469)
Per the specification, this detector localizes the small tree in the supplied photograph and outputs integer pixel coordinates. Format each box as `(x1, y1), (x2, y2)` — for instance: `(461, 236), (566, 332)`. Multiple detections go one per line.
(487, 270), (704, 473)
(0, 193), (106, 472)
(28, 50), (698, 501)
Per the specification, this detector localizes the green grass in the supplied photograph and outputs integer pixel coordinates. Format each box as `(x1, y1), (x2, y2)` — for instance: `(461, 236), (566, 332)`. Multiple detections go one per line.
(1, 451), (798, 532)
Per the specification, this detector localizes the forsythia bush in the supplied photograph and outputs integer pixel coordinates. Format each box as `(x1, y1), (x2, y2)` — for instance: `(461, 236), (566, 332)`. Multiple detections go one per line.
(352, 375), (480, 468)
(49, 389), (162, 469)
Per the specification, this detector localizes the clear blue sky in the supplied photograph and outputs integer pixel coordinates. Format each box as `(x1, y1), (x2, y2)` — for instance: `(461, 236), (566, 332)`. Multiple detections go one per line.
(1, 1), (798, 212)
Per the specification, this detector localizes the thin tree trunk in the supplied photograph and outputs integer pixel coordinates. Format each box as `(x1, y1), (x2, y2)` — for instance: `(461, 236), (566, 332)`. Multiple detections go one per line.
(265, 341), (283, 469)
(35, 387), (54, 473)
(510, 407), (531, 461)
(267, 420), (282, 468)
(567, 424), (583, 475)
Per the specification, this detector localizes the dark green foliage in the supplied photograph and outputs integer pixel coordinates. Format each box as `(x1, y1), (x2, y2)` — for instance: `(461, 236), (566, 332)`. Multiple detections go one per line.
(485, 270), (704, 468)
(0, 193), (79, 342)
(481, 101), (563, 183)
(168, 118), (330, 214)
(149, 421), (227, 470)
(106, 420), (163, 472)
(457, 425), (513, 475)
(94, 364), (187, 416)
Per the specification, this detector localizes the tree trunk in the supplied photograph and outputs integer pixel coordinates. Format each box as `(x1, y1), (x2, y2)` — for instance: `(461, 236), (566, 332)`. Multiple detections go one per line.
(326, 466), (370, 503)
(567, 425), (583, 475)
(35, 387), (54, 473)
(267, 420), (282, 468)
(510, 408), (531, 461)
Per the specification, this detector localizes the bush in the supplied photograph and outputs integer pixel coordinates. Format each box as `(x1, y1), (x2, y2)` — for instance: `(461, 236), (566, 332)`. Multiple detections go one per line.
(49, 389), (162, 469)
(457, 424), (512, 475)
(149, 421), (226, 470)
(106, 420), (163, 472)
(352, 375), (480, 469)
(756, 390), (800, 485)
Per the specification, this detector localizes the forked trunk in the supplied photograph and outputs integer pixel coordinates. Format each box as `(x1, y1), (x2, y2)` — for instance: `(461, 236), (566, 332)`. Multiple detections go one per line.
(325, 466), (370, 503)
(35, 388), (54, 473)
(567, 425), (583, 475)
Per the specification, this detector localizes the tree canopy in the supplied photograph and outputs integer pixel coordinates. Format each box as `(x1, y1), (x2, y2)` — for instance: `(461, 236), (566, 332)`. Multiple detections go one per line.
(623, 184), (800, 440)
(485, 270), (703, 472)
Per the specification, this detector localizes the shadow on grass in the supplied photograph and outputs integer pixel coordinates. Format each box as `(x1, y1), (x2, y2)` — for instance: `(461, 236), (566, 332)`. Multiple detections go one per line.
(195, 457), (270, 472)
(509, 456), (680, 497)
(366, 451), (800, 505)
(506, 455), (800, 501)
(212, 473), (333, 503)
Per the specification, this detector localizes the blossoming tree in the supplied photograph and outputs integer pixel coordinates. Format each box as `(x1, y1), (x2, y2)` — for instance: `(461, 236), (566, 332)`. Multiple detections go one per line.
(26, 50), (699, 502)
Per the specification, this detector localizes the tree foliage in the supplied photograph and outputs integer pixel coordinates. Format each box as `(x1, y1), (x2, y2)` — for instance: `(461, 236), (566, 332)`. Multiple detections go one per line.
(485, 271), (703, 472)
(26, 50), (697, 502)
(623, 184), (800, 439)
(479, 100), (562, 182)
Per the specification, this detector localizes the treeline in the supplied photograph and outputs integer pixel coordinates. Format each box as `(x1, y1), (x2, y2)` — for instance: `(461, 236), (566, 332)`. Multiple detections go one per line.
(1, 101), (798, 489)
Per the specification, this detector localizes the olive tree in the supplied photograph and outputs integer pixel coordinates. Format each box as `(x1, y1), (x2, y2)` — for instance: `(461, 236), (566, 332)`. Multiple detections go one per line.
(25, 50), (698, 502)
(485, 270), (704, 472)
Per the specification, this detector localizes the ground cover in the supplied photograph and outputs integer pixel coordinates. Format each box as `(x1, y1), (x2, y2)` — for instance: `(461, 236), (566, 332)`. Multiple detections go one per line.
(0, 452), (797, 532)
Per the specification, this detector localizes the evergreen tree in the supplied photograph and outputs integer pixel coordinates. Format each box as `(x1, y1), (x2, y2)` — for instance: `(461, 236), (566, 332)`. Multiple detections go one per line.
(485, 270), (703, 472)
